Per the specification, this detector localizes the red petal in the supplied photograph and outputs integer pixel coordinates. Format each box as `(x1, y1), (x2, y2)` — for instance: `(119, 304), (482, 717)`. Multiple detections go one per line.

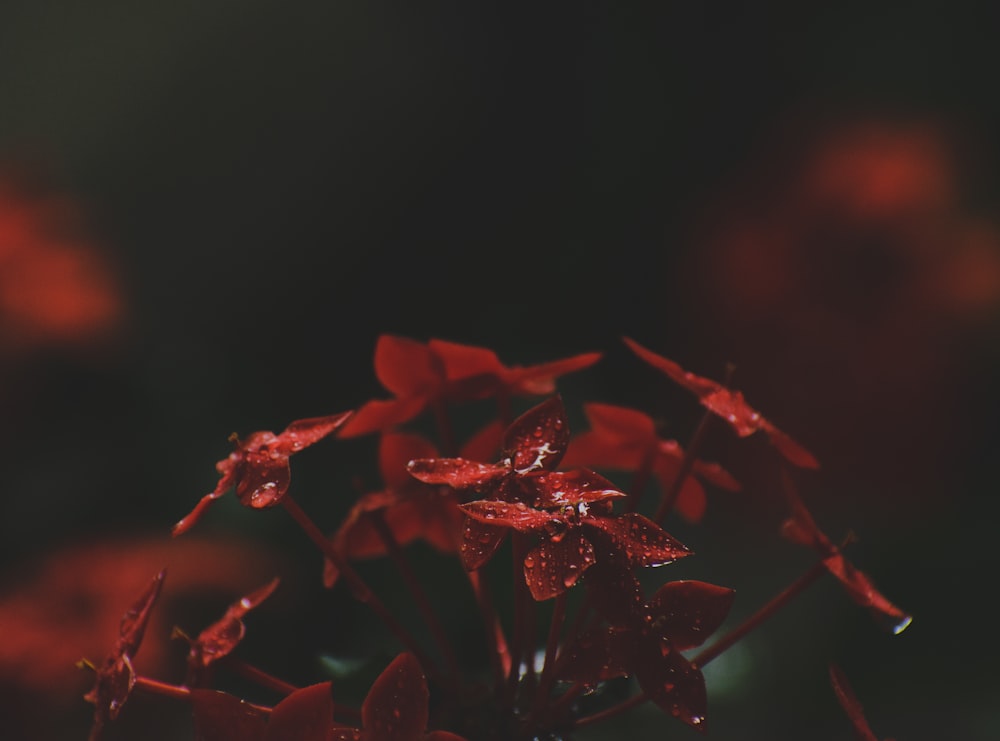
(338, 397), (429, 438)
(459, 518), (508, 571)
(829, 664), (880, 741)
(823, 554), (912, 634)
(554, 628), (628, 684)
(561, 430), (645, 471)
(764, 424), (821, 469)
(266, 682), (335, 741)
(623, 337), (719, 396)
(361, 653), (429, 741)
(379, 433), (439, 490)
(502, 396), (570, 473)
(527, 469), (627, 509)
(523, 530), (596, 600)
(373, 335), (441, 397)
(407, 457), (508, 489)
(191, 689), (268, 741)
(587, 513), (692, 567)
(503, 352), (603, 395)
(582, 402), (656, 444)
(234, 451), (291, 509)
(459, 500), (556, 530)
(190, 578), (280, 672)
(424, 732), (471, 741)
(119, 568), (167, 657)
(647, 581), (735, 651)
(633, 643), (708, 732)
(427, 338), (503, 381)
(276, 412), (353, 453)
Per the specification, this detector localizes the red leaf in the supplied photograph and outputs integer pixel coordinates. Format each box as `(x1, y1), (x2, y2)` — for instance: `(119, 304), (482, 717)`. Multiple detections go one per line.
(526, 469), (626, 508)
(406, 458), (508, 490)
(502, 396), (570, 473)
(361, 653), (429, 741)
(459, 500), (556, 531)
(374, 335), (441, 397)
(459, 518), (508, 571)
(174, 412), (352, 535)
(523, 530), (597, 600)
(190, 689), (268, 741)
(186, 578), (280, 682)
(266, 682), (335, 741)
(84, 569), (166, 739)
(554, 628), (628, 685)
(633, 643), (708, 733)
(587, 513), (692, 568)
(647, 581), (735, 651)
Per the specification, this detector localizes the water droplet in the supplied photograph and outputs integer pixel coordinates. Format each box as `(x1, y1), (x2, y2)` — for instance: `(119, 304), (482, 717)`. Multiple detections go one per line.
(524, 555), (536, 568)
(891, 614), (913, 635)
(392, 708), (401, 719)
(249, 481), (279, 507)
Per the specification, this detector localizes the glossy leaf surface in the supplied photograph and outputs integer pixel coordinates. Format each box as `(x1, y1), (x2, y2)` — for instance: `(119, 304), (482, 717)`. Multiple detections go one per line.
(173, 411), (352, 535)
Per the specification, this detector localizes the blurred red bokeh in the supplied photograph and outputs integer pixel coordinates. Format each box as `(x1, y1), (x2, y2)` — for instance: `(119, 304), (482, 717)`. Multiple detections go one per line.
(681, 117), (1000, 510)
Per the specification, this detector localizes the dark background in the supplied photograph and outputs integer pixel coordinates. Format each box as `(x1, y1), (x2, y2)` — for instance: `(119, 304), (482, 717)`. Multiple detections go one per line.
(1, 3), (998, 739)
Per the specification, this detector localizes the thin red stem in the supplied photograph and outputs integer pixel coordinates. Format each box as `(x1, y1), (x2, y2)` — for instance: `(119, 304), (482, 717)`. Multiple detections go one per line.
(280, 495), (442, 684)
(369, 510), (463, 688)
(530, 591), (568, 716)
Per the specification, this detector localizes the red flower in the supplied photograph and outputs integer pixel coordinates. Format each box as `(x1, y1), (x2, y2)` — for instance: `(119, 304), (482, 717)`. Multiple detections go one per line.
(407, 396), (574, 570)
(83, 568), (166, 741)
(562, 402), (741, 522)
(328, 652), (469, 741)
(180, 577), (280, 686)
(780, 473), (911, 633)
(337, 335), (601, 438)
(460, 495), (690, 601)
(323, 431), (481, 588)
(173, 412), (353, 536)
(558, 580), (735, 732)
(623, 337), (819, 469)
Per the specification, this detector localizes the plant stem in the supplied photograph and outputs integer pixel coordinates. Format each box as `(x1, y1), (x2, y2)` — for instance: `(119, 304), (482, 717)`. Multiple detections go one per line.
(573, 691), (647, 729)
(692, 559), (828, 668)
(280, 495), (442, 684)
(221, 657), (298, 696)
(530, 591), (568, 715)
(134, 676), (196, 703)
(625, 443), (657, 514)
(369, 509), (463, 688)
(466, 568), (510, 693)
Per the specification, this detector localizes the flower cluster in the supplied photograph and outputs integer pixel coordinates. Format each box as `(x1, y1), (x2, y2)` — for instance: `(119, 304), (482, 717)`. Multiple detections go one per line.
(79, 334), (911, 739)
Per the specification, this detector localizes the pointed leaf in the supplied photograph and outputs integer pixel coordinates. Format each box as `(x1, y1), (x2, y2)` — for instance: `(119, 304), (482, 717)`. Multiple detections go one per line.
(277, 412), (354, 453)
(647, 581), (735, 651)
(374, 335), (441, 397)
(266, 682), (334, 741)
(554, 628), (628, 684)
(502, 396), (570, 473)
(503, 351), (603, 395)
(634, 643), (708, 732)
(338, 396), (429, 439)
(587, 513), (692, 568)
(523, 530), (597, 600)
(527, 469), (627, 508)
(427, 338), (503, 381)
(459, 500), (556, 531)
(361, 653), (429, 741)
(407, 457), (508, 490)
(191, 689), (268, 741)
(188, 578), (280, 675)
(459, 518), (507, 571)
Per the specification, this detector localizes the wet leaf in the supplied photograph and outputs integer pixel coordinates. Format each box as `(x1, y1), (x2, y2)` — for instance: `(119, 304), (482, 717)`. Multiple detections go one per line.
(502, 395), (570, 473)
(83, 569), (166, 740)
(266, 682), (335, 741)
(190, 689), (268, 741)
(633, 642), (708, 733)
(523, 530), (597, 600)
(647, 581), (735, 651)
(174, 412), (352, 535)
(587, 513), (692, 568)
(184, 578), (280, 685)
